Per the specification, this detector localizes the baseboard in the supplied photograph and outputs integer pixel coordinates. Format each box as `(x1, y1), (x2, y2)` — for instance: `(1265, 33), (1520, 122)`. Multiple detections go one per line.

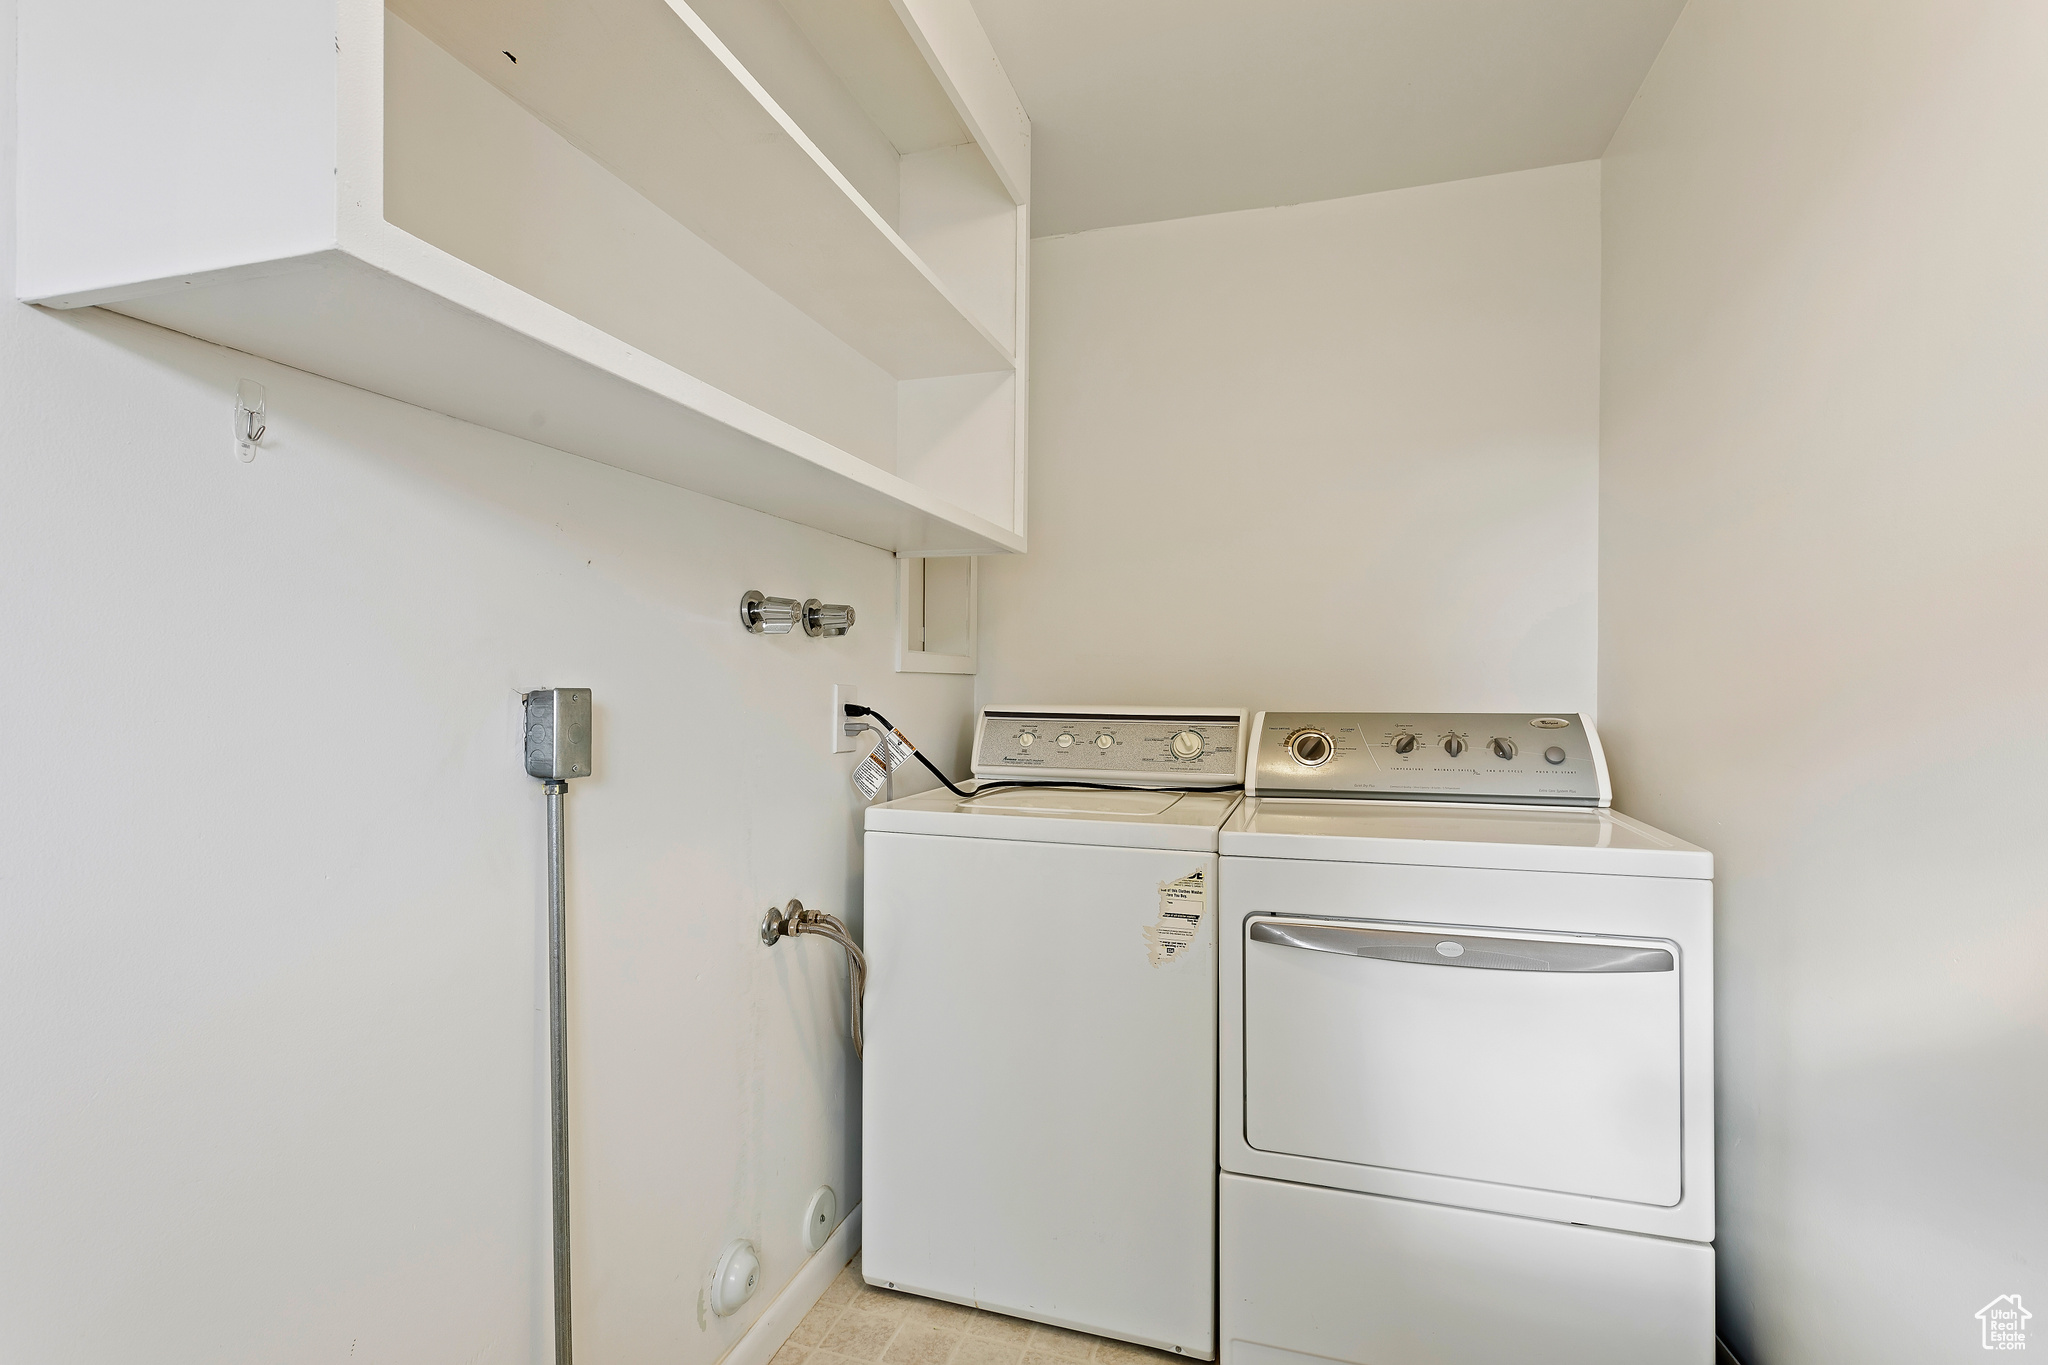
(1716, 1338), (1743, 1365)
(720, 1203), (862, 1365)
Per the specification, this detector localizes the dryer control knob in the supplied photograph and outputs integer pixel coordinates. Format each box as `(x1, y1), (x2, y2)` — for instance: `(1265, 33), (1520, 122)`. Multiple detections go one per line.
(1171, 730), (1204, 759)
(1489, 738), (1516, 760)
(1545, 746), (1568, 764)
(1442, 736), (1466, 757)
(1288, 730), (1334, 767)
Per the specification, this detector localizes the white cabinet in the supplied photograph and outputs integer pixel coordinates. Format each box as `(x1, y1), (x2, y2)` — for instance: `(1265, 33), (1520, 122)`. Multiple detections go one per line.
(17, 0), (1029, 555)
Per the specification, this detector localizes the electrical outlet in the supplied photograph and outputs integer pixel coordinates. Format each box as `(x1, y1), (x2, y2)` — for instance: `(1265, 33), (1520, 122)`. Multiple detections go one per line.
(832, 684), (858, 753)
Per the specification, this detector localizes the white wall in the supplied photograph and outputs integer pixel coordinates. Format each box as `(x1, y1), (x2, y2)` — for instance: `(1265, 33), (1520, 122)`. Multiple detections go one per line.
(0, 3), (968, 1357)
(1600, 3), (2048, 1361)
(979, 162), (1600, 713)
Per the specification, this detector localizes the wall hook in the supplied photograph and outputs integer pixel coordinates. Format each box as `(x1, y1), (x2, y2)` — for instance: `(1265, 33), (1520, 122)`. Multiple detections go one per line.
(234, 380), (267, 462)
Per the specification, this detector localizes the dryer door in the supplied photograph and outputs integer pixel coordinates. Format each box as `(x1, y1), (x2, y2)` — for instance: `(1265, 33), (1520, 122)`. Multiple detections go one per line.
(1243, 915), (1682, 1206)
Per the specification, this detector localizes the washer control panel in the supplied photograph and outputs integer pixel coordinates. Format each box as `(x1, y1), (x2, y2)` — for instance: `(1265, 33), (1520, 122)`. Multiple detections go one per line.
(1249, 712), (1608, 806)
(972, 706), (1249, 785)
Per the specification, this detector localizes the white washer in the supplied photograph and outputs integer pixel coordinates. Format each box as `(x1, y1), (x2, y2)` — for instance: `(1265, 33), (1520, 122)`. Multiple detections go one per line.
(1220, 712), (1715, 1365)
(863, 705), (1248, 1357)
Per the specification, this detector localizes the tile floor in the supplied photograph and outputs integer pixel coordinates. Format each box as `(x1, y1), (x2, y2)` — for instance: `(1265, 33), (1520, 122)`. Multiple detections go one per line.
(777, 1255), (1181, 1365)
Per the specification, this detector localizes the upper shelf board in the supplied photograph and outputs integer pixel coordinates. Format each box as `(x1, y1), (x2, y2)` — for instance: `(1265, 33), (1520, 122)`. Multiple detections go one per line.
(103, 243), (1025, 555)
(390, 0), (1014, 380)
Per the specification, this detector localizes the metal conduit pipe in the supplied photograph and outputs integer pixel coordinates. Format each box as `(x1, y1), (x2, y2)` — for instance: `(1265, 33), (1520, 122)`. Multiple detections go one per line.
(543, 778), (573, 1365)
(524, 689), (591, 1365)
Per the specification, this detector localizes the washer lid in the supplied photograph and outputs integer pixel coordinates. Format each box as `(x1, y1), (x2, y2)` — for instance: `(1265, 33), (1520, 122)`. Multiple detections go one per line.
(1221, 799), (1710, 878)
(867, 786), (1242, 852)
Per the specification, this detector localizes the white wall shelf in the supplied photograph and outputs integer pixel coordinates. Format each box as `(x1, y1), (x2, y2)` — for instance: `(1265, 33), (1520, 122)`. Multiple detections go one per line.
(17, 0), (1030, 556)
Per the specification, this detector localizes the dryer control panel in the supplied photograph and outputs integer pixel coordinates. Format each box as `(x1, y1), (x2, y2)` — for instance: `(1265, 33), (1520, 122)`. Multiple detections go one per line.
(973, 706), (1249, 786)
(1248, 712), (1609, 806)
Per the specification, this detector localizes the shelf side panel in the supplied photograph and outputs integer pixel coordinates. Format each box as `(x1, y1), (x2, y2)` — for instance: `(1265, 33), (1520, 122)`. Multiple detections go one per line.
(898, 372), (1017, 533)
(888, 0), (1030, 204)
(1011, 199), (1031, 544)
(17, 0), (342, 303)
(900, 143), (1020, 350)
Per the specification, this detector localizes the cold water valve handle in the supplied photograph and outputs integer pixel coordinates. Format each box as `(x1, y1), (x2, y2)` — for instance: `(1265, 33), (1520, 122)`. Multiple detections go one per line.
(804, 599), (856, 637)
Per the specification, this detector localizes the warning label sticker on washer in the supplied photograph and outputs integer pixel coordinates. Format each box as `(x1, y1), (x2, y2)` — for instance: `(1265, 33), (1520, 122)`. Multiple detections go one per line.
(1143, 870), (1207, 966)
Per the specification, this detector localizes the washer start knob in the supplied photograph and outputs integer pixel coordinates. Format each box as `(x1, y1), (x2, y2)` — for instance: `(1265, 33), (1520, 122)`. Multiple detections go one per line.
(1442, 736), (1466, 757)
(1171, 730), (1204, 759)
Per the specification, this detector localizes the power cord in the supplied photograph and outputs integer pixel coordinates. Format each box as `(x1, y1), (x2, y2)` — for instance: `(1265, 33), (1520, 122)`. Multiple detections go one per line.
(844, 704), (974, 797)
(844, 704), (1244, 800)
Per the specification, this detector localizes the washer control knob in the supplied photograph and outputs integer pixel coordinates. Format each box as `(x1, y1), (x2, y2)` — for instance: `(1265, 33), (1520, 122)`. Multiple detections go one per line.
(1017, 732), (1034, 748)
(1545, 745), (1568, 765)
(1288, 730), (1334, 767)
(1057, 733), (1074, 749)
(1392, 733), (1418, 755)
(1171, 730), (1204, 759)
(1096, 733), (1114, 750)
(1489, 738), (1516, 760)
(1442, 736), (1466, 757)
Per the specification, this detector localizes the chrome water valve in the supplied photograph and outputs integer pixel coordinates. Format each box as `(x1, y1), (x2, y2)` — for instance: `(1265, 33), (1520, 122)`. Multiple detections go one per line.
(804, 599), (855, 637)
(740, 590), (802, 634)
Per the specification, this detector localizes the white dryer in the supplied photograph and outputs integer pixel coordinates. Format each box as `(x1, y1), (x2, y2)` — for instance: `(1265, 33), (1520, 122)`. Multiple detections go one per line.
(863, 705), (1247, 1358)
(1220, 712), (1715, 1365)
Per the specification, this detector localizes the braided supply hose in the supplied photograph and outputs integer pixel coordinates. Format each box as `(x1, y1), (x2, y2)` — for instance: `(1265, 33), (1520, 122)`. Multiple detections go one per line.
(761, 900), (867, 1056)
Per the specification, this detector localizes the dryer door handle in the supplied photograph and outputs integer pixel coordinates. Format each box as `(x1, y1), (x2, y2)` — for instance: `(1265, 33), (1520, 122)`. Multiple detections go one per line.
(1247, 919), (1672, 973)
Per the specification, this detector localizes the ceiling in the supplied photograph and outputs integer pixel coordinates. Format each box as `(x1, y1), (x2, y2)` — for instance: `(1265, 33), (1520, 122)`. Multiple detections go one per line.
(968, 0), (1688, 237)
